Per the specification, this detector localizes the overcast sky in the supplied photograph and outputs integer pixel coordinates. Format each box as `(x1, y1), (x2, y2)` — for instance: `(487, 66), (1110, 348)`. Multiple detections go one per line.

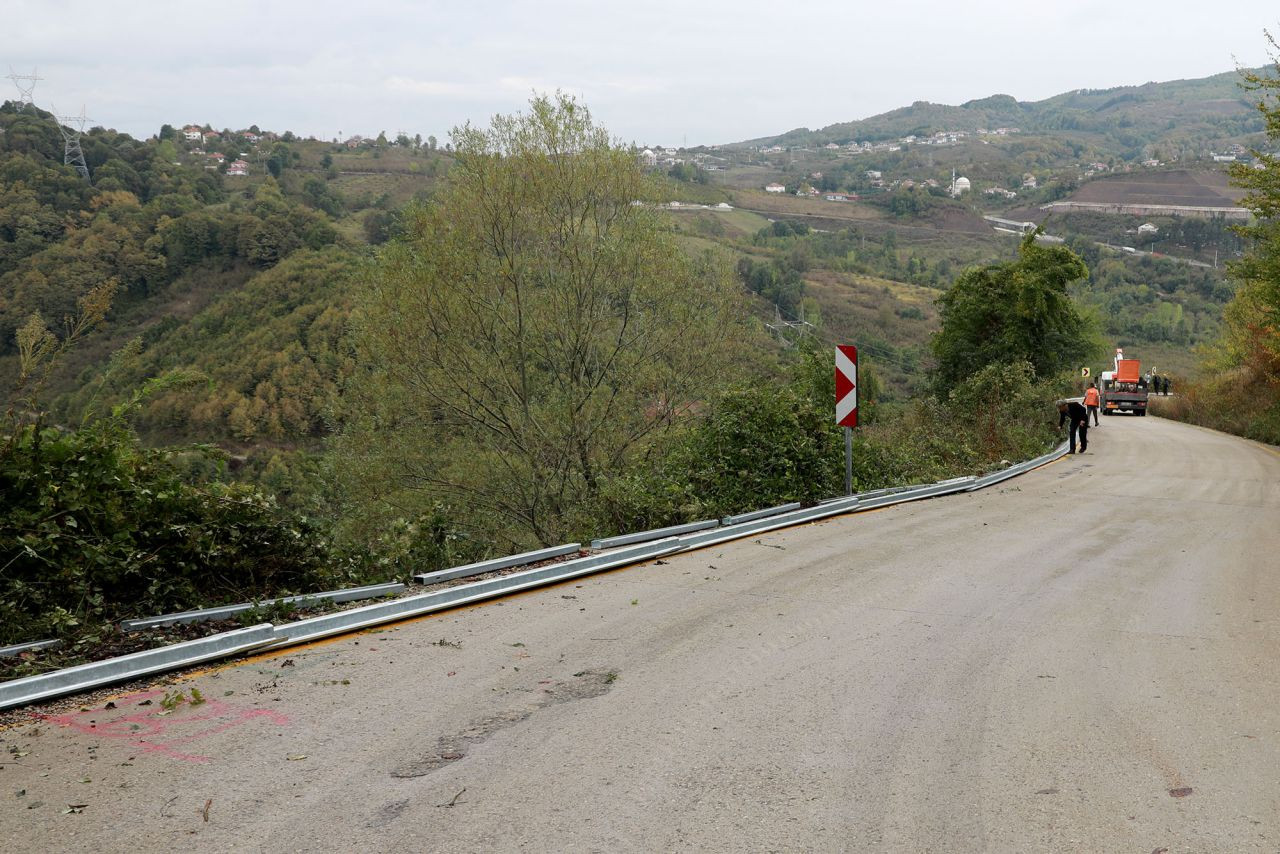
(7, 1), (1278, 146)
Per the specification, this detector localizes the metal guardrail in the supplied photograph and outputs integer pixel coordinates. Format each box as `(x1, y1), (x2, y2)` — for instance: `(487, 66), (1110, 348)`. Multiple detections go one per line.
(591, 520), (719, 550)
(722, 502), (801, 525)
(0, 639), (62, 659)
(413, 543), (581, 585)
(0, 443), (1071, 711)
(119, 583), (407, 631)
(0, 625), (276, 712)
(855, 477), (976, 510)
(967, 443), (1068, 491)
(678, 495), (863, 550)
(269, 538), (683, 649)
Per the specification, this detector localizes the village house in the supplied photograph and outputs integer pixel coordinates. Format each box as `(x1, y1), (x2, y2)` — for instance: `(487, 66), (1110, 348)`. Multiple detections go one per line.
(765, 182), (786, 193)
(182, 126), (203, 141)
(227, 159), (249, 176)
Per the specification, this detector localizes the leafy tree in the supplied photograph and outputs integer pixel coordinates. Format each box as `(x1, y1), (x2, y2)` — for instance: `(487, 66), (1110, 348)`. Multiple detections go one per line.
(932, 231), (1097, 391)
(340, 94), (748, 547)
(1224, 32), (1280, 376)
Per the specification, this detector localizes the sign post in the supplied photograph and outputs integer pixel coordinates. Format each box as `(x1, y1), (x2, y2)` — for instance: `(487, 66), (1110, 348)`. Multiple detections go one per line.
(835, 345), (858, 496)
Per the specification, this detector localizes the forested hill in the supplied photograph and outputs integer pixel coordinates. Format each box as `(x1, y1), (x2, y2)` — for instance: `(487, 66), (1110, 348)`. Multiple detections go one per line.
(738, 69), (1263, 157)
(0, 101), (446, 461)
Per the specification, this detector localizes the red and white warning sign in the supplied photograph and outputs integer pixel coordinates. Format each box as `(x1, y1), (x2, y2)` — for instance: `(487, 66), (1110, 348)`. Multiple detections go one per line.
(835, 345), (858, 428)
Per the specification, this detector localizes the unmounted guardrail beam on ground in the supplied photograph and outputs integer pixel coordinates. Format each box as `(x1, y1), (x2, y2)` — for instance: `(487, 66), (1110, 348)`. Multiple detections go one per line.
(0, 625), (277, 712)
(722, 502), (802, 525)
(120, 583), (406, 631)
(414, 543), (581, 585)
(0, 639), (62, 659)
(591, 520), (719, 550)
(271, 538), (683, 649)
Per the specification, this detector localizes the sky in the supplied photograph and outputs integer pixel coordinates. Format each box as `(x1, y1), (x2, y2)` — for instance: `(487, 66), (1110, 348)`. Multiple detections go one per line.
(6, 1), (1278, 147)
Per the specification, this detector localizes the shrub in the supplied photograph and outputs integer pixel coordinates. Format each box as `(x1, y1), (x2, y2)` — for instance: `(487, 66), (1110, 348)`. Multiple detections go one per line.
(0, 415), (344, 644)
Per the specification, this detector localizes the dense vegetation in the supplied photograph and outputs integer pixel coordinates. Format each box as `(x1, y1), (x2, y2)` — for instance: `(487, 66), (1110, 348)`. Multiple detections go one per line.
(1159, 40), (1280, 442)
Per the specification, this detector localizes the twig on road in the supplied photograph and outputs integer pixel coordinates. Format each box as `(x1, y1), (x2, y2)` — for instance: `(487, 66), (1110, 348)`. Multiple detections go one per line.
(437, 788), (467, 808)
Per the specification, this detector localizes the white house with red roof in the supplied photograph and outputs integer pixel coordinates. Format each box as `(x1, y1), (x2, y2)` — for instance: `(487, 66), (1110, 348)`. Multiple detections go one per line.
(227, 159), (249, 176)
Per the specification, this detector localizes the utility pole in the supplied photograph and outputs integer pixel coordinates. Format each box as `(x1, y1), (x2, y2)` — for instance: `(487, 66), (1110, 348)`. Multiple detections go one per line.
(51, 105), (92, 181)
(6, 67), (40, 112)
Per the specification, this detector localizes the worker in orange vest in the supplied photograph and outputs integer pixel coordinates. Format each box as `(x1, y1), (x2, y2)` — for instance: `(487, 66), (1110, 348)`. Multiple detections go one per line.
(1083, 382), (1100, 426)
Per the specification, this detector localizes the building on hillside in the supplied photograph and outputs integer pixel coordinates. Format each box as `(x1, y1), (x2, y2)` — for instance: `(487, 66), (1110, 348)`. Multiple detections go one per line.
(765, 182), (786, 193)
(207, 151), (225, 162)
(950, 171), (970, 197)
(865, 170), (881, 180)
(227, 159), (249, 176)
(183, 126), (203, 141)
(242, 132), (260, 143)
(639, 148), (656, 166)
(715, 202), (734, 210)
(823, 191), (855, 202)
(824, 142), (840, 150)
(1137, 222), (1158, 236)
(1022, 174), (1037, 189)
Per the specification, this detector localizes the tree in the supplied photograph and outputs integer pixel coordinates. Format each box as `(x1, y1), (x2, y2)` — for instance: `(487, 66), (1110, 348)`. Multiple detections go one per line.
(1223, 32), (1280, 375)
(931, 231), (1097, 392)
(340, 94), (748, 547)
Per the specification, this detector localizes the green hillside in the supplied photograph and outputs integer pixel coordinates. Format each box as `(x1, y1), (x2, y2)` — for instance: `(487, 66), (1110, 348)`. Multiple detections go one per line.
(741, 69), (1263, 158)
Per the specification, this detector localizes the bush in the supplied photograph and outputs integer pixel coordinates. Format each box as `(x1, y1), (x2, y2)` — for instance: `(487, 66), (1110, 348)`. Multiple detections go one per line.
(0, 415), (345, 644)
(590, 354), (1060, 536)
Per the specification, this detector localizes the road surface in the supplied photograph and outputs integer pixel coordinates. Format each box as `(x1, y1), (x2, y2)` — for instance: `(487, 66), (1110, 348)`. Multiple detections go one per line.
(2, 416), (1277, 852)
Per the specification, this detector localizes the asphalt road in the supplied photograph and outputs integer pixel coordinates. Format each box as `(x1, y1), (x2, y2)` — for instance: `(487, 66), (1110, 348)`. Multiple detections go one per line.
(2, 415), (1277, 853)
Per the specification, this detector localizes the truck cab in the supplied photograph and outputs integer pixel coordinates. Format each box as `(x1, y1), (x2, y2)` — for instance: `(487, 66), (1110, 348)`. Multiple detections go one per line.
(1099, 358), (1149, 416)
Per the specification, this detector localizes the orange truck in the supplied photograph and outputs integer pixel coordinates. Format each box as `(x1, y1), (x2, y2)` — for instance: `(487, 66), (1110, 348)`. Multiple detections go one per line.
(1098, 351), (1149, 416)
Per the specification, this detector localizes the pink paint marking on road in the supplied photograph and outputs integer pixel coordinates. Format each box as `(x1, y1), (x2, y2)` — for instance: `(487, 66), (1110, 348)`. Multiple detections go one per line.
(39, 688), (290, 763)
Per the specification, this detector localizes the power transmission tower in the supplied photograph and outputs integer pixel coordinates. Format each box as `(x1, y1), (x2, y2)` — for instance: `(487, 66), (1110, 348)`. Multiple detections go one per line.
(51, 104), (92, 181)
(6, 66), (40, 111)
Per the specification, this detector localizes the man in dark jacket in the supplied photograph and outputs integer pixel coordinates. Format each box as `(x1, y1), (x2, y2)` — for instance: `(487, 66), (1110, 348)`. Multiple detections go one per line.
(1057, 399), (1089, 454)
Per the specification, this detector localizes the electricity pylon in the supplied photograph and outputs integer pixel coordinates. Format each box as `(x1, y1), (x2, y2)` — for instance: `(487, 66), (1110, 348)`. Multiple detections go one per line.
(51, 104), (92, 181)
(6, 66), (40, 111)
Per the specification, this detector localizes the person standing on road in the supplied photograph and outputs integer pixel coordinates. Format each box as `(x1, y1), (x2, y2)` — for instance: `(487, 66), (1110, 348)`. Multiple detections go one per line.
(1083, 383), (1100, 426)
(1058, 399), (1089, 454)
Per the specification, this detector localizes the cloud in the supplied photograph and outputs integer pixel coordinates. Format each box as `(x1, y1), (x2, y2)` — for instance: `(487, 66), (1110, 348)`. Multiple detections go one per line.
(384, 77), (470, 98)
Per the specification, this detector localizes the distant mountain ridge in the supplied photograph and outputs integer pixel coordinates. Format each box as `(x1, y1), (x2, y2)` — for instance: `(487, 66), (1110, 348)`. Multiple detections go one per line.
(734, 69), (1262, 151)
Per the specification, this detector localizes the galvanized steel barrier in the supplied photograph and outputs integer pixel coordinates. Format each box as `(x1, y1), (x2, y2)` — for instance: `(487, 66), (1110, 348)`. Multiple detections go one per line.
(413, 543), (582, 585)
(270, 538), (682, 648)
(0, 441), (1069, 711)
(119, 582), (407, 631)
(0, 625), (276, 711)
